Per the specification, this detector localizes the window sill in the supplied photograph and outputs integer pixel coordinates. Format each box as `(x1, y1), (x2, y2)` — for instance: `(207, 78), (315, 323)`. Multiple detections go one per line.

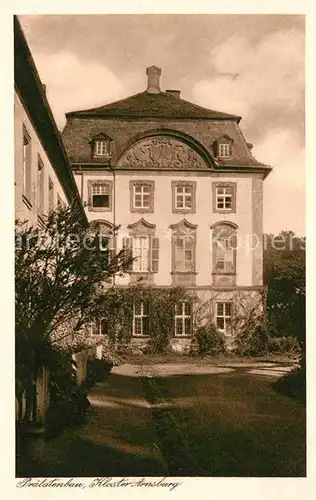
(130, 271), (154, 274)
(173, 209), (195, 214)
(171, 272), (197, 275)
(130, 207), (154, 213)
(22, 195), (32, 210)
(93, 154), (111, 160)
(212, 272), (236, 276)
(132, 335), (149, 339)
(213, 208), (236, 214)
(174, 335), (192, 339)
(88, 206), (112, 212)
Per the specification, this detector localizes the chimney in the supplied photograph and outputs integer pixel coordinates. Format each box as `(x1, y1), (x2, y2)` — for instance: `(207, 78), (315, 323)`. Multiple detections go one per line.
(166, 89), (181, 99)
(146, 65), (161, 94)
(246, 142), (253, 151)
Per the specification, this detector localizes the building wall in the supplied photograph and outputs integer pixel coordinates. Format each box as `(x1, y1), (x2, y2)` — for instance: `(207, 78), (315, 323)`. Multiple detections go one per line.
(74, 169), (264, 288)
(14, 91), (69, 224)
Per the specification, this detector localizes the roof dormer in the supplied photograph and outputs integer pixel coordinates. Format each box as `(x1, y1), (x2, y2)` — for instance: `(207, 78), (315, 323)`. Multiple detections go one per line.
(212, 135), (234, 159)
(89, 132), (113, 161)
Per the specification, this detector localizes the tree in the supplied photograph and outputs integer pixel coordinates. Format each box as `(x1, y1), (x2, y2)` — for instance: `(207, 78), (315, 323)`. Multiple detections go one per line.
(15, 204), (132, 424)
(263, 231), (305, 353)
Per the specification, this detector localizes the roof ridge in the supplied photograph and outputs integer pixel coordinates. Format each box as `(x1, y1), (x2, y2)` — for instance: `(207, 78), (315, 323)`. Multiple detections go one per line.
(66, 90), (147, 116)
(66, 90), (241, 121)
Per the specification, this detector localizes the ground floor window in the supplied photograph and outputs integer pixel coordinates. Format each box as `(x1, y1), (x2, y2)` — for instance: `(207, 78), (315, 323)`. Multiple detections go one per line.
(91, 318), (108, 336)
(216, 302), (232, 334)
(175, 302), (193, 336)
(133, 301), (149, 337)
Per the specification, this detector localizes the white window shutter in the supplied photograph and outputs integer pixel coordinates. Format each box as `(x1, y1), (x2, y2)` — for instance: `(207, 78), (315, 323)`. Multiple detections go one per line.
(123, 237), (133, 271)
(151, 237), (159, 272)
(108, 236), (115, 262)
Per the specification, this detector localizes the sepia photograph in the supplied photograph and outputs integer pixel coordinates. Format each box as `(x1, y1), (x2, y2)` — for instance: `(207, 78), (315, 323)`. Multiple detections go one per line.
(14, 13), (305, 481)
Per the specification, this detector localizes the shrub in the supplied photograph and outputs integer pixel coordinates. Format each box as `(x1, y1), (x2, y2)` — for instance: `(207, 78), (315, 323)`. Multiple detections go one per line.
(267, 336), (300, 354)
(85, 359), (113, 388)
(190, 324), (226, 356)
(235, 317), (269, 356)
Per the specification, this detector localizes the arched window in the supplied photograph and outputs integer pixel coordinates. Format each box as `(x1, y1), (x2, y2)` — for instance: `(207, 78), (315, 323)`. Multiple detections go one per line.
(212, 222), (237, 275)
(87, 220), (115, 262)
(123, 219), (159, 279)
(170, 219), (197, 286)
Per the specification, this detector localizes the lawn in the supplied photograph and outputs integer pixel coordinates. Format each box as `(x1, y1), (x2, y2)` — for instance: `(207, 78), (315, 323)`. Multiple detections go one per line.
(123, 352), (298, 366)
(142, 369), (306, 476)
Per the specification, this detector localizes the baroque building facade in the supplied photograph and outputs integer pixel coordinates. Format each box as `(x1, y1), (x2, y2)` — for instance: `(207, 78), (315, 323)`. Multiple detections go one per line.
(62, 65), (271, 349)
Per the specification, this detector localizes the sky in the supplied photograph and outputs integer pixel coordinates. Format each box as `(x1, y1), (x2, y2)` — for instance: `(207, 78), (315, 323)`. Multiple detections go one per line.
(19, 14), (305, 235)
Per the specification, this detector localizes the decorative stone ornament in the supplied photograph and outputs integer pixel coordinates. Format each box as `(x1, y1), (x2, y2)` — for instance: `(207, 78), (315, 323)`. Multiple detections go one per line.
(118, 136), (207, 170)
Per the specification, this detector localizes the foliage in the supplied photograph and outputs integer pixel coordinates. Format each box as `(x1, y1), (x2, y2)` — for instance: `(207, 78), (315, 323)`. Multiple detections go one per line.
(234, 315), (270, 357)
(190, 323), (226, 356)
(263, 231), (305, 351)
(15, 204), (132, 424)
(46, 351), (90, 436)
(97, 285), (194, 354)
(46, 351), (114, 437)
(267, 336), (300, 354)
(272, 366), (306, 404)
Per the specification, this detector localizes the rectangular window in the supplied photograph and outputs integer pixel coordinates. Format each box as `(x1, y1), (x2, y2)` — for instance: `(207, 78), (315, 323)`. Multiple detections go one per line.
(175, 185), (193, 209)
(92, 184), (109, 208)
(133, 184), (151, 209)
(175, 302), (192, 336)
(174, 236), (194, 272)
(218, 143), (230, 158)
(22, 127), (32, 201)
(99, 319), (108, 335)
(216, 302), (232, 334)
(216, 186), (233, 210)
(37, 157), (44, 214)
(133, 301), (149, 337)
(132, 237), (150, 272)
(213, 183), (236, 213)
(91, 318), (108, 336)
(48, 177), (54, 213)
(94, 140), (108, 156)
(172, 181), (196, 213)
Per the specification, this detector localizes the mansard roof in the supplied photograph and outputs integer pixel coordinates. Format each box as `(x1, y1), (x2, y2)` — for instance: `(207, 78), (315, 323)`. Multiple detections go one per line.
(66, 91), (242, 122)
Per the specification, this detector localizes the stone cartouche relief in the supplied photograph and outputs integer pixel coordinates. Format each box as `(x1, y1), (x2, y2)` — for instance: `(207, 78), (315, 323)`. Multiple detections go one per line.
(117, 136), (207, 169)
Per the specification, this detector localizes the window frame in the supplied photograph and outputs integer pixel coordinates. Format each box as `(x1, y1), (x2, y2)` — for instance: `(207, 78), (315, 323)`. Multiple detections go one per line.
(91, 318), (109, 336)
(212, 223), (237, 276)
(173, 235), (195, 273)
(48, 177), (54, 214)
(22, 125), (32, 204)
(132, 236), (150, 272)
(216, 301), (232, 335)
(130, 180), (155, 213)
(94, 140), (110, 157)
(172, 181), (196, 213)
(174, 301), (193, 337)
(87, 180), (113, 212)
(218, 142), (231, 158)
(212, 182), (237, 213)
(37, 155), (45, 215)
(132, 301), (150, 337)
